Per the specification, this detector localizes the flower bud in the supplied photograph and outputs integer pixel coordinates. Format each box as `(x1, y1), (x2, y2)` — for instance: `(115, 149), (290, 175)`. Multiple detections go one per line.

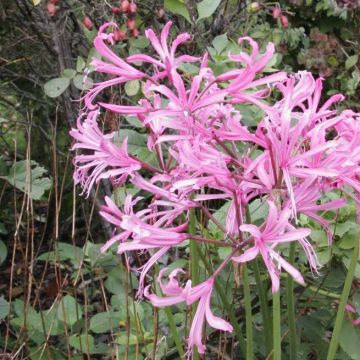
(114, 29), (127, 42)
(47, 2), (56, 17)
(112, 7), (122, 14)
(131, 28), (139, 38)
(247, 2), (261, 14)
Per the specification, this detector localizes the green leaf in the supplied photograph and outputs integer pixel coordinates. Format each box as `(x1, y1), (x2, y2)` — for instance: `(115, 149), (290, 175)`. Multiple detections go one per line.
(89, 311), (124, 333)
(116, 332), (139, 345)
(125, 80), (140, 97)
(164, 0), (191, 23)
(0, 240), (7, 265)
(346, 55), (358, 70)
(128, 36), (149, 49)
(72, 75), (93, 91)
(339, 320), (360, 360)
(44, 78), (70, 98)
(61, 69), (77, 79)
(0, 297), (10, 320)
(76, 56), (86, 72)
(0, 160), (51, 200)
(57, 295), (83, 326)
(197, 0), (221, 21)
(69, 334), (95, 352)
(212, 33), (228, 54)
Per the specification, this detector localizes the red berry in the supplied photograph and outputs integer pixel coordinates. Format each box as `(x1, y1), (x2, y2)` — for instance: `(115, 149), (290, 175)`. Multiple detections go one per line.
(83, 16), (93, 30)
(127, 18), (136, 30)
(272, 7), (281, 19)
(112, 7), (122, 14)
(50, 0), (59, 4)
(128, 2), (137, 13)
(47, 2), (56, 17)
(121, 0), (130, 12)
(131, 28), (139, 38)
(113, 29), (127, 42)
(280, 15), (289, 27)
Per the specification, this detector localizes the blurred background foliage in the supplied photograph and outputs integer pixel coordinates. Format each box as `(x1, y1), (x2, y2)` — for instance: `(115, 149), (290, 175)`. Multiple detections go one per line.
(0, 0), (360, 359)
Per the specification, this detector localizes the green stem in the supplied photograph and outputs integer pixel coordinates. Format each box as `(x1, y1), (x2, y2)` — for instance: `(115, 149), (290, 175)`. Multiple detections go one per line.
(197, 247), (247, 355)
(253, 259), (272, 353)
(189, 208), (199, 360)
(273, 289), (281, 360)
(326, 239), (359, 360)
(286, 242), (297, 359)
(243, 264), (254, 360)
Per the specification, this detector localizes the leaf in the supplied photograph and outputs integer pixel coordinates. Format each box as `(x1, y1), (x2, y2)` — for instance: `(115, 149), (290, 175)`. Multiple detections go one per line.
(72, 75), (93, 91)
(76, 56), (86, 72)
(61, 69), (77, 79)
(197, 0), (221, 21)
(37, 242), (83, 268)
(346, 55), (358, 70)
(0, 160), (51, 200)
(89, 311), (124, 333)
(116, 332), (139, 345)
(0, 240), (7, 265)
(0, 297), (10, 320)
(164, 0), (191, 23)
(57, 295), (83, 326)
(125, 80), (140, 97)
(69, 334), (95, 352)
(44, 78), (70, 98)
(212, 33), (228, 54)
(339, 320), (360, 360)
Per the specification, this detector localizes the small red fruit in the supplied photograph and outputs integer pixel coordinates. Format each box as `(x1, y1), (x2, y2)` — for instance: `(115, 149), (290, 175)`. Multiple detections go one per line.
(128, 2), (137, 13)
(280, 15), (289, 27)
(112, 7), (122, 14)
(127, 18), (136, 30)
(131, 28), (139, 38)
(83, 16), (93, 30)
(50, 0), (59, 4)
(121, 0), (130, 12)
(272, 7), (281, 19)
(47, 2), (56, 17)
(113, 29), (127, 42)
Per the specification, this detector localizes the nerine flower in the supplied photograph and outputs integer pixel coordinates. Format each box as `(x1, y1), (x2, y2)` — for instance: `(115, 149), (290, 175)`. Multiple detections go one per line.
(232, 201), (311, 292)
(145, 270), (233, 355)
(70, 111), (141, 197)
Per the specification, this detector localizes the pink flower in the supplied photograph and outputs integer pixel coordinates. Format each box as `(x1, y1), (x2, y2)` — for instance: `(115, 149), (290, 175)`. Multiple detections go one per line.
(232, 201), (311, 292)
(127, 21), (199, 81)
(345, 304), (360, 325)
(145, 270), (233, 355)
(70, 111), (141, 197)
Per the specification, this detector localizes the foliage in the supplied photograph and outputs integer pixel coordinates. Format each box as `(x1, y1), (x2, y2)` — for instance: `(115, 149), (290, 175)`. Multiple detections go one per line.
(0, 0), (360, 359)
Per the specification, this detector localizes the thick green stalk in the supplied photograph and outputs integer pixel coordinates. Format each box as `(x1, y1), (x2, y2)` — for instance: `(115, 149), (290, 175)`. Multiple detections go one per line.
(286, 242), (297, 359)
(243, 264), (254, 360)
(197, 247), (247, 355)
(327, 239), (359, 360)
(253, 259), (272, 353)
(273, 289), (281, 360)
(189, 208), (199, 360)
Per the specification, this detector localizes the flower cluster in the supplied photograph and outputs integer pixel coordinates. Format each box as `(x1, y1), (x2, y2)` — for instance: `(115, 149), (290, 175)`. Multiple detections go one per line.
(70, 22), (360, 355)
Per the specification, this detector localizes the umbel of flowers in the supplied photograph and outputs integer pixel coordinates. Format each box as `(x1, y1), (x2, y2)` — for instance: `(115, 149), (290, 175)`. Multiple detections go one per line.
(70, 21), (360, 355)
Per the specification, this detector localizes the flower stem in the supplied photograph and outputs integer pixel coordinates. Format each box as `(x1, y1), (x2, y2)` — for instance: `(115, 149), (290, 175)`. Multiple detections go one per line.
(189, 208), (199, 360)
(286, 242), (297, 359)
(243, 264), (254, 360)
(253, 259), (272, 353)
(326, 239), (359, 360)
(273, 289), (281, 360)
